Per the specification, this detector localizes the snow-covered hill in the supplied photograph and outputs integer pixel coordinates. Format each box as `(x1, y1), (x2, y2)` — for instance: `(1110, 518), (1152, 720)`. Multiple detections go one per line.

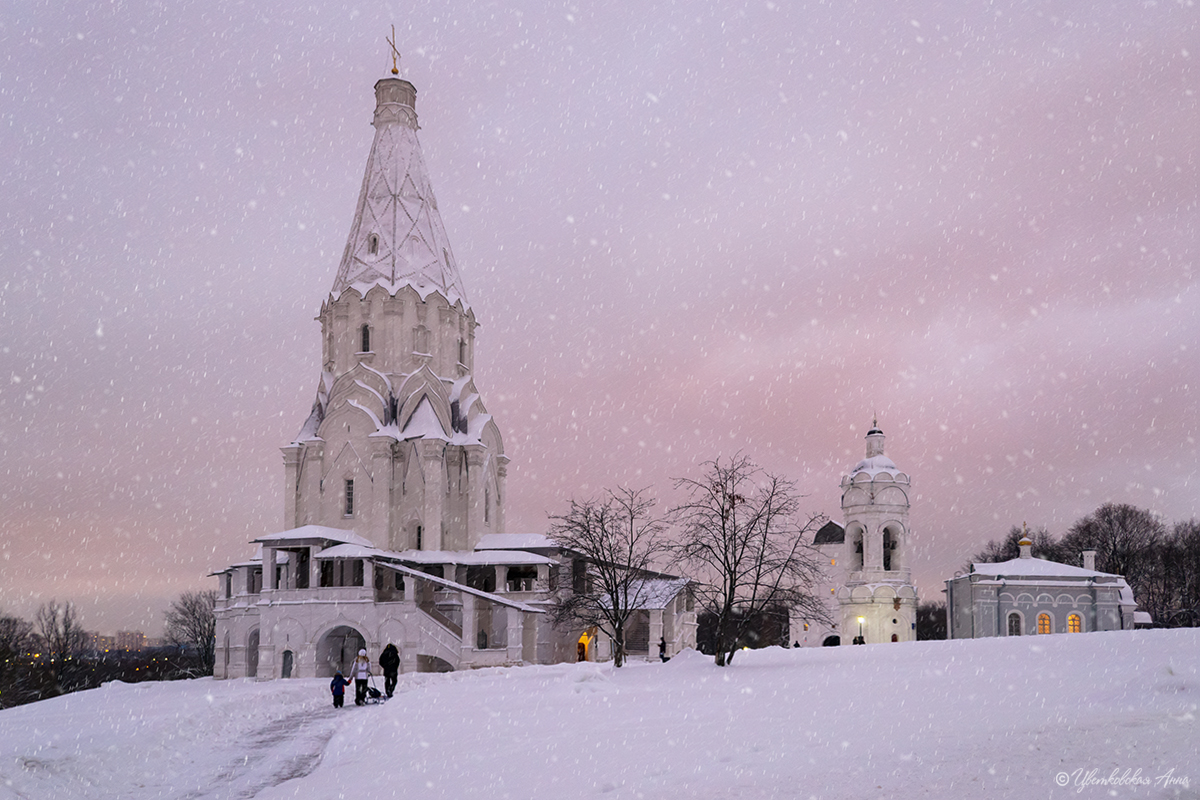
(1, 629), (1196, 799)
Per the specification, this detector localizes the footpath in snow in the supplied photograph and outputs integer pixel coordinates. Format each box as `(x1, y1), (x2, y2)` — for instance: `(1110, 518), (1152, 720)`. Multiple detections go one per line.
(0, 628), (1196, 799)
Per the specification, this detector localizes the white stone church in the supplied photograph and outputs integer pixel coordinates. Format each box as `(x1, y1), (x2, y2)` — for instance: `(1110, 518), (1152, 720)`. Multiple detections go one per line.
(790, 424), (919, 647)
(212, 72), (696, 680)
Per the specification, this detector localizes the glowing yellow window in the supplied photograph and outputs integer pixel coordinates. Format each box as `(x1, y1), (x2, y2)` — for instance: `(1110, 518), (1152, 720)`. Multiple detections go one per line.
(1037, 613), (1052, 634)
(1067, 613), (1082, 633)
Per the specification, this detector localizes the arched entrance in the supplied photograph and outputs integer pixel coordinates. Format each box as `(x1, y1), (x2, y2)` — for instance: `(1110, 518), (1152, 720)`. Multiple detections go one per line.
(577, 629), (594, 662)
(246, 629), (260, 678)
(316, 625), (366, 678)
(822, 635), (841, 647)
(281, 649), (294, 679)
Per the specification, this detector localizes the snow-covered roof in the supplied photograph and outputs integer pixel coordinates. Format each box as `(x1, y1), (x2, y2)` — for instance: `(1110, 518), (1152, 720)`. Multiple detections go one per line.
(849, 455), (902, 478)
(598, 577), (691, 611)
(400, 396), (448, 441)
(330, 78), (470, 311)
(385, 549), (555, 566)
(314, 543), (380, 560)
(971, 556), (1118, 579)
(254, 525), (375, 548)
(476, 533), (558, 551)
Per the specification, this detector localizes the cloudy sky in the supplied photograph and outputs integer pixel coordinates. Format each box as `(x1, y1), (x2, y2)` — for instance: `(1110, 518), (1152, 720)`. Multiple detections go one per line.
(2, 0), (1195, 635)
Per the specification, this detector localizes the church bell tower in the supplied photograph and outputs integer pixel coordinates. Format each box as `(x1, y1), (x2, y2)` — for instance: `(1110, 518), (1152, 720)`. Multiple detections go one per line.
(836, 422), (918, 643)
(279, 71), (508, 554)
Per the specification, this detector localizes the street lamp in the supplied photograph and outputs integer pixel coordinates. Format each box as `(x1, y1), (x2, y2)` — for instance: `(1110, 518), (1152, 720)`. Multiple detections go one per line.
(857, 616), (866, 645)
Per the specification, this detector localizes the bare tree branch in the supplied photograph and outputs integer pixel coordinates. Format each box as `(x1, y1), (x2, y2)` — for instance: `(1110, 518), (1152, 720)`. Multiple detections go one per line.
(548, 487), (672, 667)
(165, 590), (218, 676)
(671, 454), (828, 666)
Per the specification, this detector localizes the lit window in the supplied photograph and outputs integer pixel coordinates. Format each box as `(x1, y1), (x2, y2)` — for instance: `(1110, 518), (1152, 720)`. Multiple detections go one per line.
(1067, 613), (1082, 633)
(344, 479), (354, 517)
(1038, 613), (1052, 635)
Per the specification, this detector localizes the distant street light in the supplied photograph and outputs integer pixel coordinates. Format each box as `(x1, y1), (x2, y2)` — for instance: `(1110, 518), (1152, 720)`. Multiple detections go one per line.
(857, 616), (866, 645)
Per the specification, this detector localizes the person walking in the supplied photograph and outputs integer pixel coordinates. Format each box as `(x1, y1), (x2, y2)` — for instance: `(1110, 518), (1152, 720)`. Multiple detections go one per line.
(379, 643), (400, 698)
(351, 649), (372, 706)
(330, 671), (351, 708)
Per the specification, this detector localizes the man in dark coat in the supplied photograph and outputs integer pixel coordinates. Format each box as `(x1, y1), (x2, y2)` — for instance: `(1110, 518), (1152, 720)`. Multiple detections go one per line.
(379, 643), (401, 698)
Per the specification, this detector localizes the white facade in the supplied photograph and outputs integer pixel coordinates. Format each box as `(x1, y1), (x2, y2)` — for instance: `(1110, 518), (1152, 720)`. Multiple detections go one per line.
(792, 424), (919, 646)
(212, 72), (694, 680)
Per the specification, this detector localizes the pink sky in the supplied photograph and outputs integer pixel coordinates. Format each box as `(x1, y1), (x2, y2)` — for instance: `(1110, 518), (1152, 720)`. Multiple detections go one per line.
(1, 0), (1195, 635)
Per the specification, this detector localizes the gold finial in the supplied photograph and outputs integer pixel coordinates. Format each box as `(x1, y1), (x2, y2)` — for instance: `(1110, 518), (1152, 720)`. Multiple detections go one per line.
(386, 25), (401, 75)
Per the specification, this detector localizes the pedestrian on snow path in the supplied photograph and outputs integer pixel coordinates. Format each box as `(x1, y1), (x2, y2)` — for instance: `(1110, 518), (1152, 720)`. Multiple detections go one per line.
(379, 643), (400, 698)
(352, 649), (372, 706)
(330, 671), (351, 708)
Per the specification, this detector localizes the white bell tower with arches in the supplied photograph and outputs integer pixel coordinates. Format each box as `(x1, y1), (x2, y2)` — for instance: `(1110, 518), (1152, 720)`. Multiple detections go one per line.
(836, 422), (918, 644)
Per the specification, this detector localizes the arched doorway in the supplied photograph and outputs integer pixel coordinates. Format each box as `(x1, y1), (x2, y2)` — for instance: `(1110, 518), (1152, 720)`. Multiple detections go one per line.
(281, 649), (294, 679)
(246, 629), (260, 678)
(577, 629), (594, 662)
(822, 635), (841, 647)
(316, 626), (366, 678)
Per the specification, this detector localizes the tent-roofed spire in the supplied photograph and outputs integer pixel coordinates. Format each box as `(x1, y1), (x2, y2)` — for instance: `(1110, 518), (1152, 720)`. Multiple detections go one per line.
(330, 75), (470, 309)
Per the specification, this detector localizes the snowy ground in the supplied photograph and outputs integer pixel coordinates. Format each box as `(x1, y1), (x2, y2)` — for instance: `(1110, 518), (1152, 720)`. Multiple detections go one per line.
(1, 629), (1196, 800)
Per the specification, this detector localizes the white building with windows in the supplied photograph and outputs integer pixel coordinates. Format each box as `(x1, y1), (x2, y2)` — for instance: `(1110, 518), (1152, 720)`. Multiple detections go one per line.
(212, 71), (695, 680)
(945, 537), (1146, 638)
(792, 423), (919, 646)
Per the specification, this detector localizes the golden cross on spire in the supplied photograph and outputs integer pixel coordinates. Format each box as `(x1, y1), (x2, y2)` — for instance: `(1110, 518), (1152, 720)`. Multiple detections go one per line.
(386, 25), (400, 75)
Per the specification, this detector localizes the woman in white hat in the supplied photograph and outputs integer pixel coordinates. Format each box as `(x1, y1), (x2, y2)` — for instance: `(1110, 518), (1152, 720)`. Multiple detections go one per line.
(352, 648), (372, 706)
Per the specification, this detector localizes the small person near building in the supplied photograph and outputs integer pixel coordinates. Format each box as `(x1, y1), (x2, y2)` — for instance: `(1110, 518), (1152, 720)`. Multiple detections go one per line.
(330, 671), (351, 708)
(379, 643), (400, 698)
(351, 649), (372, 706)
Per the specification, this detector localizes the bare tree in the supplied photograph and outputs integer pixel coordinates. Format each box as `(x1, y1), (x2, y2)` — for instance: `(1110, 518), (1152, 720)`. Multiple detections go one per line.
(165, 590), (218, 676)
(1060, 503), (1165, 606)
(671, 455), (828, 667)
(548, 487), (672, 668)
(964, 524), (1070, 572)
(0, 611), (34, 706)
(35, 600), (86, 695)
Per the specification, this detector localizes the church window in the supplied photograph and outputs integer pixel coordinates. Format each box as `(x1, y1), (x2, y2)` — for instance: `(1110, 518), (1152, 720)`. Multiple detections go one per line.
(1007, 612), (1022, 636)
(360, 324), (370, 352)
(414, 325), (430, 353)
(368, 234), (379, 255)
(485, 487), (490, 523)
(416, 525), (423, 550)
(458, 339), (467, 364)
(224, 573), (232, 599)
(344, 479), (355, 517)
(1038, 613), (1052, 634)
(1067, 613), (1082, 633)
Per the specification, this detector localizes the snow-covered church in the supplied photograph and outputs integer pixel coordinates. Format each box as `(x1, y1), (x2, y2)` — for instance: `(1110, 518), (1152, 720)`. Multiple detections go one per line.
(212, 71), (696, 679)
(790, 423), (919, 647)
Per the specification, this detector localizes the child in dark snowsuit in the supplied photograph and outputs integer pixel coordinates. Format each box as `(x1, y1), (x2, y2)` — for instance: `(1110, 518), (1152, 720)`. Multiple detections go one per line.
(330, 671), (351, 708)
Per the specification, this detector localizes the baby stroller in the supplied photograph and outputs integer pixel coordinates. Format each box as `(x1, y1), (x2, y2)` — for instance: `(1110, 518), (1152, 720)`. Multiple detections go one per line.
(364, 675), (386, 705)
